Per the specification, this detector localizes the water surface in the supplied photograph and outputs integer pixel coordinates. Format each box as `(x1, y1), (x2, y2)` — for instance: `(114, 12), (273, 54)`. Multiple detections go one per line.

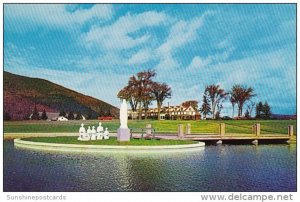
(4, 140), (296, 192)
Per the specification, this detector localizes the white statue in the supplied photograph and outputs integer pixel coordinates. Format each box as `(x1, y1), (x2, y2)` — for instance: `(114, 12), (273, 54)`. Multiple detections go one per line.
(78, 123), (86, 140)
(97, 122), (104, 140)
(91, 126), (97, 140)
(103, 128), (110, 140)
(87, 126), (92, 140)
(120, 99), (128, 129)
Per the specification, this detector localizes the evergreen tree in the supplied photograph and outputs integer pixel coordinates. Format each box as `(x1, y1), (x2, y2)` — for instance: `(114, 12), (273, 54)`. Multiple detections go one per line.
(262, 102), (271, 119)
(59, 109), (66, 117)
(41, 109), (48, 120)
(244, 109), (250, 119)
(67, 111), (75, 120)
(86, 108), (93, 120)
(255, 102), (263, 119)
(4, 111), (11, 121)
(200, 95), (211, 119)
(31, 105), (40, 120)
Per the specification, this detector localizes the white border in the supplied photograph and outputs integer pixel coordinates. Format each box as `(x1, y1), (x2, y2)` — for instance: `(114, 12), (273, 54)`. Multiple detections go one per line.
(1, 1), (298, 202)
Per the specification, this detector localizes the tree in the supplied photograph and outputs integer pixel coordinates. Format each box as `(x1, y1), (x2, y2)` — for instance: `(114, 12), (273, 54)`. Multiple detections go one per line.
(31, 105), (40, 120)
(182, 100), (199, 111)
(118, 70), (156, 120)
(117, 86), (138, 112)
(59, 110), (66, 117)
(216, 102), (223, 119)
(67, 111), (75, 120)
(244, 109), (250, 119)
(230, 96), (236, 119)
(75, 112), (82, 120)
(151, 82), (172, 120)
(204, 84), (227, 119)
(231, 85), (255, 117)
(41, 109), (48, 120)
(4, 111), (11, 121)
(142, 97), (153, 119)
(262, 102), (271, 119)
(86, 108), (93, 120)
(246, 101), (255, 118)
(200, 95), (211, 119)
(256, 101), (263, 119)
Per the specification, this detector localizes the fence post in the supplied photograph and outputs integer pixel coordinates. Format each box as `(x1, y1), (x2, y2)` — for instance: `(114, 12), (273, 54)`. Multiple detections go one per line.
(219, 123), (225, 137)
(255, 123), (260, 137)
(178, 124), (184, 139)
(186, 123), (191, 135)
(288, 125), (294, 138)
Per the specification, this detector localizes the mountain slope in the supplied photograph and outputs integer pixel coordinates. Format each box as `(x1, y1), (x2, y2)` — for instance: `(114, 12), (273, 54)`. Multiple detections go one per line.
(4, 71), (119, 120)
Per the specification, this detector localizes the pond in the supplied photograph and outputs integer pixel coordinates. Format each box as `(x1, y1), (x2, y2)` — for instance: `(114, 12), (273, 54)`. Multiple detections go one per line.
(3, 140), (296, 192)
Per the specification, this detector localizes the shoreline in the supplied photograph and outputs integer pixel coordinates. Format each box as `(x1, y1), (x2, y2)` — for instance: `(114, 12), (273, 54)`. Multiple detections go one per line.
(14, 138), (205, 153)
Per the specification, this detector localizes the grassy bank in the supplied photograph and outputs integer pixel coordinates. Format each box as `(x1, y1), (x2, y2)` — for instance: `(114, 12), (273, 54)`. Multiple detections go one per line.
(22, 136), (196, 146)
(4, 119), (296, 135)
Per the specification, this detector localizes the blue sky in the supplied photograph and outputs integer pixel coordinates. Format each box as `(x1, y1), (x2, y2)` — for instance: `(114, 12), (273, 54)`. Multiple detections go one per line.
(4, 4), (296, 116)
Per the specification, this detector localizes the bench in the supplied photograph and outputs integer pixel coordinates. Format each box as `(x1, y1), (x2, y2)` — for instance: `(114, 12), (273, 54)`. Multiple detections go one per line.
(129, 128), (156, 140)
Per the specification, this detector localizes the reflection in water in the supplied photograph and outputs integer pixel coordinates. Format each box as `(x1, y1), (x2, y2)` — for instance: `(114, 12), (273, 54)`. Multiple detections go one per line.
(4, 140), (296, 192)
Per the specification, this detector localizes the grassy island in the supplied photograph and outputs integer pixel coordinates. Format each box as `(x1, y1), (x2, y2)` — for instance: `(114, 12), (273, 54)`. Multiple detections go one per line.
(21, 136), (197, 146)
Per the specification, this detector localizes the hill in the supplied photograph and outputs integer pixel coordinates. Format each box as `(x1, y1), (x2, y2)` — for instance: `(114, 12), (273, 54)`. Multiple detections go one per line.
(4, 71), (119, 120)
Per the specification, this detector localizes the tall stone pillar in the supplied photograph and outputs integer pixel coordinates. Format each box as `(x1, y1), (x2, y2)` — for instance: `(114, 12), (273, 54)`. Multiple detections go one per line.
(186, 123), (191, 135)
(255, 123), (260, 137)
(288, 125), (294, 137)
(178, 124), (184, 139)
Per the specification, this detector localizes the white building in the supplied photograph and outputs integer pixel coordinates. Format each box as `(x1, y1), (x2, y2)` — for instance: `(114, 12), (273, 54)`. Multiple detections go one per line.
(128, 104), (200, 120)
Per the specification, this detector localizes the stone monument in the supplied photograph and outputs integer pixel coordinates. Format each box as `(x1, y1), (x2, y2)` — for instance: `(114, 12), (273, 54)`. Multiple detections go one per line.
(97, 122), (104, 140)
(117, 99), (131, 141)
(91, 126), (97, 140)
(103, 128), (110, 140)
(78, 123), (86, 141)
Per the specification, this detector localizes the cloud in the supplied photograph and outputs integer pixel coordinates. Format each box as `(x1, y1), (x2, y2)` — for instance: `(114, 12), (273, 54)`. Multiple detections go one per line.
(4, 4), (113, 32)
(127, 49), (153, 65)
(156, 11), (213, 58)
(187, 56), (212, 70)
(154, 11), (214, 72)
(4, 5), (296, 115)
(81, 11), (168, 50)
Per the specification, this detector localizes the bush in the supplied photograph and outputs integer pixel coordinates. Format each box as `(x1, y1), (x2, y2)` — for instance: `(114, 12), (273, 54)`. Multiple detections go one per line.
(41, 109), (48, 120)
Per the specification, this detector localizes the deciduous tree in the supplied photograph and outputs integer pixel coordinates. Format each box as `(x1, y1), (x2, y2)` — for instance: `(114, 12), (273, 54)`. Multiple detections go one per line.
(204, 84), (227, 119)
(151, 82), (172, 120)
(231, 85), (255, 117)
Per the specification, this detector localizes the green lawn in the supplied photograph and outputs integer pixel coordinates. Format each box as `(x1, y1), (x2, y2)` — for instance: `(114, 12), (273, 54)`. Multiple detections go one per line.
(4, 119), (296, 135)
(22, 136), (196, 146)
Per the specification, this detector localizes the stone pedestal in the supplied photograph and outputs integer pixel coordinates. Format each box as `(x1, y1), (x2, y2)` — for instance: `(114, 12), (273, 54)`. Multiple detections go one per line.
(146, 124), (152, 136)
(117, 128), (131, 142)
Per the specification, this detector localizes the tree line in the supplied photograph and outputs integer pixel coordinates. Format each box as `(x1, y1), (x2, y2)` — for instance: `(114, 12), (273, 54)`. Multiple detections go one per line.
(30, 106), (96, 120)
(118, 70), (272, 120)
(200, 84), (271, 119)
